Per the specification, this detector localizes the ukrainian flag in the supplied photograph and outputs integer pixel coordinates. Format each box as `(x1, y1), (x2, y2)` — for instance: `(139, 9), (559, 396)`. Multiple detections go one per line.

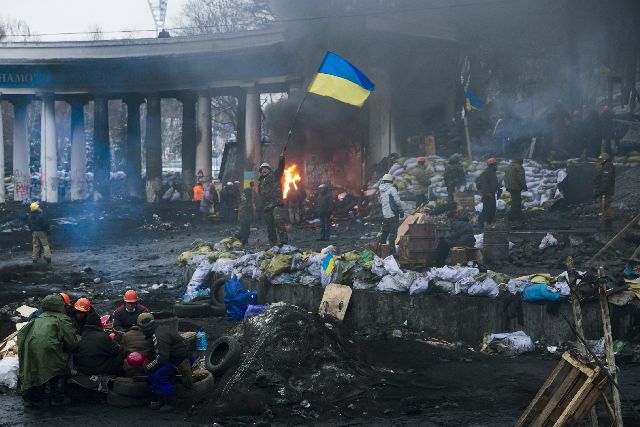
(465, 89), (485, 111)
(322, 253), (335, 277)
(307, 52), (375, 107)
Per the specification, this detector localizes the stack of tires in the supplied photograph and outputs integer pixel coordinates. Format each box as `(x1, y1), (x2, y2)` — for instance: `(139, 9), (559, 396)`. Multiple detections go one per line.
(173, 277), (227, 318)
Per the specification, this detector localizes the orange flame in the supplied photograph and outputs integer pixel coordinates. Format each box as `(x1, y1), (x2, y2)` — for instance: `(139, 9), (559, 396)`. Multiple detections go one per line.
(282, 163), (302, 199)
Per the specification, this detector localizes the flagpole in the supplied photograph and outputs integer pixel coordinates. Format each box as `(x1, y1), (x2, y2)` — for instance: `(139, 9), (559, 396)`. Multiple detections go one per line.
(284, 91), (310, 153)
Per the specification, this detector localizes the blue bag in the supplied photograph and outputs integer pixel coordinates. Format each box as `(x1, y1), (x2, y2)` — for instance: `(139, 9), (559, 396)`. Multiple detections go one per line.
(224, 274), (258, 321)
(244, 304), (266, 319)
(522, 284), (561, 302)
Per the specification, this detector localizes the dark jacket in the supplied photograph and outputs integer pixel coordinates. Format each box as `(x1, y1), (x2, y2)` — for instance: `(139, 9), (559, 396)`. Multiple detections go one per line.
(144, 325), (188, 372)
(594, 161), (616, 196)
(74, 322), (120, 375)
(221, 186), (236, 205)
(28, 210), (50, 233)
(476, 166), (500, 198)
(317, 188), (334, 216)
(121, 326), (154, 359)
(445, 220), (476, 247)
(444, 162), (465, 189)
(504, 162), (527, 191)
(258, 155), (286, 210)
(112, 304), (149, 333)
(238, 188), (254, 223)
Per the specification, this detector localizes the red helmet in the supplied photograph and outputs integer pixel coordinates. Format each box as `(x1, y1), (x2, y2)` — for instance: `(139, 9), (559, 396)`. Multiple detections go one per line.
(417, 156), (426, 163)
(59, 292), (71, 306)
(126, 352), (147, 369)
(123, 290), (138, 303)
(487, 158), (497, 165)
(74, 297), (91, 313)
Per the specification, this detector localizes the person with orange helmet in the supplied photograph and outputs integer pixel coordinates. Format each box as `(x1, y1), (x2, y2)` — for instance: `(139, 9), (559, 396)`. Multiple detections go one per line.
(475, 157), (502, 227)
(112, 289), (149, 334)
(73, 297), (94, 335)
(28, 292), (73, 321)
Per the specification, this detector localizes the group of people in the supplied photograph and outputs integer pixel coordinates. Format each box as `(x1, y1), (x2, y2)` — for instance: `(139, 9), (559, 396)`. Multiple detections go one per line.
(18, 290), (189, 411)
(193, 180), (245, 224)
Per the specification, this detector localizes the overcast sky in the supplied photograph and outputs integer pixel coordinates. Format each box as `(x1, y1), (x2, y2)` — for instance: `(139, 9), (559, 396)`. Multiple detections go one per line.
(0, 0), (190, 40)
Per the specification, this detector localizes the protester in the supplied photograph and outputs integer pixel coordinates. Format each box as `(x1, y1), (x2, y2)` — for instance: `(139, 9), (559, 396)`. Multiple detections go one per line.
(236, 184), (254, 245)
(73, 297), (94, 335)
(74, 311), (121, 375)
(28, 292), (73, 321)
(435, 211), (476, 266)
(18, 294), (78, 407)
(28, 201), (51, 264)
(258, 154), (288, 246)
(317, 184), (334, 241)
(120, 313), (155, 376)
(192, 182), (204, 214)
(378, 174), (403, 254)
(408, 157), (430, 206)
(504, 157), (527, 220)
(139, 313), (189, 412)
(444, 155), (466, 204)
(112, 290), (149, 334)
(594, 152), (616, 231)
(286, 182), (306, 225)
(476, 158), (501, 227)
(221, 182), (236, 223)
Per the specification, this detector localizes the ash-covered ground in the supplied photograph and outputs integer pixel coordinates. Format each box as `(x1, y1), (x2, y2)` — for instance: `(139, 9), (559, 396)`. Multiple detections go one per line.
(1, 200), (640, 426)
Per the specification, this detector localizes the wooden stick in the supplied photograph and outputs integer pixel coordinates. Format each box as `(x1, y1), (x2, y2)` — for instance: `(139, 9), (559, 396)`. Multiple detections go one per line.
(284, 91), (310, 152)
(589, 211), (640, 264)
(630, 243), (640, 260)
(463, 115), (472, 161)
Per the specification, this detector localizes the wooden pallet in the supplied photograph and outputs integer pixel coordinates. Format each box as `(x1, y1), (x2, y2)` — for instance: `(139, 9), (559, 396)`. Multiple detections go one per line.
(516, 352), (614, 427)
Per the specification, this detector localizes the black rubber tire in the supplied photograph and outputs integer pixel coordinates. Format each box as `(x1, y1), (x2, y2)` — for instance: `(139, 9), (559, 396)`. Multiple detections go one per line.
(106, 391), (149, 408)
(173, 301), (213, 318)
(205, 336), (241, 375)
(209, 277), (227, 316)
(175, 370), (214, 403)
(110, 378), (150, 398)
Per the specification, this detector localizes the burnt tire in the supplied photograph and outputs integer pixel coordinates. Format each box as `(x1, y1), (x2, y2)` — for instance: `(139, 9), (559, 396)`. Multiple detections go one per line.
(175, 369), (214, 403)
(110, 378), (149, 398)
(173, 301), (213, 318)
(209, 277), (227, 316)
(106, 391), (149, 408)
(205, 336), (241, 375)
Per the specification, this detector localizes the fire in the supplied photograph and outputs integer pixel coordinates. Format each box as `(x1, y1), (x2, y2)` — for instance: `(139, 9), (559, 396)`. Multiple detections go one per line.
(282, 163), (302, 199)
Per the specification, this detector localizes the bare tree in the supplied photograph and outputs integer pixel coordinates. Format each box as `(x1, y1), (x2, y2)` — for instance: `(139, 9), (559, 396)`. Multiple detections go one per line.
(177, 0), (274, 35)
(0, 16), (34, 41)
(87, 24), (104, 41)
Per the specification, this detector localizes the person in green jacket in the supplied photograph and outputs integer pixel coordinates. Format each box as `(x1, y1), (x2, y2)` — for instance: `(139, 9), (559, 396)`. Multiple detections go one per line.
(258, 154), (288, 246)
(18, 294), (78, 407)
(408, 157), (431, 206)
(236, 183), (255, 245)
(504, 157), (528, 220)
(444, 155), (466, 204)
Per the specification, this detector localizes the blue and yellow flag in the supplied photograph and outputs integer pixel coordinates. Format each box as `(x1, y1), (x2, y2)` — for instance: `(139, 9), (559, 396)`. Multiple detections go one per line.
(322, 253), (335, 277)
(465, 89), (485, 111)
(307, 52), (375, 107)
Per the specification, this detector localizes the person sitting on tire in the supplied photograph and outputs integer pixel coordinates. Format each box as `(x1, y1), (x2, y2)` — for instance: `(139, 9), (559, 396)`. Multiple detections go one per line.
(139, 313), (189, 412)
(74, 311), (122, 375)
(120, 313), (155, 376)
(112, 290), (149, 335)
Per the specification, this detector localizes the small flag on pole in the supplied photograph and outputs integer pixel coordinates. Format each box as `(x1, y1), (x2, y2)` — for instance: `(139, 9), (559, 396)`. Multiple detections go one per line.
(307, 52), (375, 107)
(465, 89), (485, 111)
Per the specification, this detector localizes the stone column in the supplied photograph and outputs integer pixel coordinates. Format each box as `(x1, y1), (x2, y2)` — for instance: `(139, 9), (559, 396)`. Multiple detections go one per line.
(180, 93), (196, 200)
(245, 86), (261, 171)
(68, 98), (87, 201)
(0, 94), (4, 203)
(11, 98), (31, 201)
(144, 94), (162, 202)
(40, 93), (58, 202)
(235, 91), (247, 181)
(367, 67), (397, 165)
(123, 96), (144, 198)
(93, 95), (110, 201)
(195, 92), (212, 182)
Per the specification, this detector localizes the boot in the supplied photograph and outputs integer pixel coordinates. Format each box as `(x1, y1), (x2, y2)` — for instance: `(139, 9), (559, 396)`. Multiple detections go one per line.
(159, 395), (177, 412)
(49, 377), (70, 406)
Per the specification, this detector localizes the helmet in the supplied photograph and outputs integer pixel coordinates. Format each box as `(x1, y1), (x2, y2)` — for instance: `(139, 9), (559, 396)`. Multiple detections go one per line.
(59, 292), (71, 306)
(417, 156), (426, 163)
(30, 202), (40, 212)
(74, 297), (91, 313)
(123, 290), (138, 303)
(259, 162), (272, 171)
(487, 158), (497, 166)
(137, 312), (155, 326)
(226, 181), (233, 186)
(126, 352), (147, 369)
(381, 174), (393, 182)
(598, 153), (609, 162)
(318, 184), (327, 188)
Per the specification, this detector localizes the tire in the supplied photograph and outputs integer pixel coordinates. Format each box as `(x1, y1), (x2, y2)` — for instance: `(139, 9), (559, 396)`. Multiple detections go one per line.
(205, 336), (241, 375)
(106, 391), (149, 408)
(110, 378), (150, 398)
(210, 277), (227, 316)
(173, 301), (213, 318)
(176, 369), (214, 403)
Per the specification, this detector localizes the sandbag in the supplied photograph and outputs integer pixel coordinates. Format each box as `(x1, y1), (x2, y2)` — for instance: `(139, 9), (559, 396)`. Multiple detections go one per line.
(266, 254), (293, 278)
(468, 278), (499, 298)
(486, 331), (534, 355)
(0, 356), (19, 389)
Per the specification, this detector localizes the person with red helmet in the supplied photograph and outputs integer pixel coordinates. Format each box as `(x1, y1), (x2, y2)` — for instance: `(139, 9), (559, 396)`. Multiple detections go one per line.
(475, 158), (501, 227)
(112, 290), (149, 334)
(73, 297), (94, 335)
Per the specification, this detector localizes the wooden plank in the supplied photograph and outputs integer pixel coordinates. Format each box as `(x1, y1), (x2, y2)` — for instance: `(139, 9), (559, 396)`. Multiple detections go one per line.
(516, 360), (567, 427)
(553, 373), (600, 427)
(394, 213), (423, 246)
(562, 352), (595, 377)
(531, 368), (581, 427)
(570, 373), (609, 425)
(318, 283), (353, 321)
(601, 394), (616, 424)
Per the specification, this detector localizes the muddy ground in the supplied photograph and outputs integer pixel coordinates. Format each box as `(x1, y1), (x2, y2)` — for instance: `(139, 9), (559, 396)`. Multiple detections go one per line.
(1, 200), (640, 426)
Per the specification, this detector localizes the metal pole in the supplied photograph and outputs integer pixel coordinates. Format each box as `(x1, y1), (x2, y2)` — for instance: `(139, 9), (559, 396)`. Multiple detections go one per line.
(463, 115), (472, 161)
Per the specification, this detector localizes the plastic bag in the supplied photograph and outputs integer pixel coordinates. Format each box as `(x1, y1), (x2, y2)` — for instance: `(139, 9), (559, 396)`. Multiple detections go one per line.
(382, 256), (402, 275)
(538, 233), (558, 250)
(507, 279), (529, 295)
(409, 275), (430, 295)
(486, 331), (534, 355)
(468, 278), (499, 298)
(371, 256), (387, 277)
(522, 284), (561, 302)
(184, 259), (213, 302)
(376, 273), (412, 292)
(224, 275), (258, 321)
(244, 304), (266, 319)
(454, 276), (477, 295)
(359, 249), (375, 269)
(0, 356), (19, 389)
(474, 233), (484, 249)
(432, 280), (455, 294)
(428, 266), (479, 283)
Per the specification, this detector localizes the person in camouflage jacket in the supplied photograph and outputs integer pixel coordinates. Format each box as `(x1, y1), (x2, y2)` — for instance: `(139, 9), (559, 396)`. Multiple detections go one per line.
(444, 155), (466, 204)
(258, 154), (288, 246)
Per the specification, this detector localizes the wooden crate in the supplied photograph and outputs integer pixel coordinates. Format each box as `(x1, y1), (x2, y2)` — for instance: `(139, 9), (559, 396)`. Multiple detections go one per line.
(516, 352), (613, 427)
